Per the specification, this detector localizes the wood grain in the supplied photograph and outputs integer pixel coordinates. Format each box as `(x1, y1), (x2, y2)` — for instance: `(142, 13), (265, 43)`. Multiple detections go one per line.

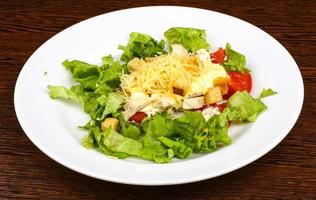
(1, 0), (315, 199)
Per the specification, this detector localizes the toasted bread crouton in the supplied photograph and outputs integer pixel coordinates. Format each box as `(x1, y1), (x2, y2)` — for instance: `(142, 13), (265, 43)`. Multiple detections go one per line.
(205, 87), (222, 105)
(213, 77), (228, 95)
(101, 118), (119, 131)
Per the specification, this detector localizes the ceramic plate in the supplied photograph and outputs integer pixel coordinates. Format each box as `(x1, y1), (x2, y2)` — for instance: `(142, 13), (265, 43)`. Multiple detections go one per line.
(14, 6), (304, 185)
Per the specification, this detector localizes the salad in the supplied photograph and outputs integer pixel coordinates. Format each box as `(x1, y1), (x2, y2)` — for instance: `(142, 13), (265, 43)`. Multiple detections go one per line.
(48, 27), (276, 163)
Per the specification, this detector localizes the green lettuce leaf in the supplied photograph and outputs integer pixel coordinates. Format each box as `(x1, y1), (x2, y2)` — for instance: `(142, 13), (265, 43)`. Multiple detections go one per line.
(102, 128), (143, 156)
(119, 32), (166, 62)
(141, 136), (173, 163)
(102, 55), (117, 66)
(176, 112), (205, 133)
(157, 137), (192, 159)
(82, 134), (95, 149)
(227, 91), (267, 122)
(102, 127), (172, 163)
(63, 60), (100, 90)
(48, 85), (85, 105)
(206, 109), (232, 146)
(48, 85), (105, 119)
(185, 110), (231, 152)
(62, 55), (125, 92)
(100, 55), (126, 87)
(84, 97), (102, 119)
(98, 92), (125, 119)
(94, 83), (112, 95)
(223, 43), (247, 72)
(82, 121), (128, 158)
(145, 114), (174, 138)
(82, 116), (173, 163)
(139, 114), (176, 163)
(50, 55), (127, 120)
(259, 88), (278, 99)
(118, 115), (141, 140)
(122, 125), (141, 140)
(142, 111), (231, 155)
(164, 27), (209, 52)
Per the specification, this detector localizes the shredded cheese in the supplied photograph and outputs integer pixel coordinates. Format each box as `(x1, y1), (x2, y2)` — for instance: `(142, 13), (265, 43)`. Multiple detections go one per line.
(121, 46), (229, 118)
(121, 52), (204, 97)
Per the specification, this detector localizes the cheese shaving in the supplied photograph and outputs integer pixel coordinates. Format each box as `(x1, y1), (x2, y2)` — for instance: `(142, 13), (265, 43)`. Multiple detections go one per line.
(121, 52), (204, 97)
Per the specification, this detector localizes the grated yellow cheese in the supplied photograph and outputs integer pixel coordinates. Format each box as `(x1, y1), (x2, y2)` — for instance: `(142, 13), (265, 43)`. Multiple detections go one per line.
(121, 52), (204, 97)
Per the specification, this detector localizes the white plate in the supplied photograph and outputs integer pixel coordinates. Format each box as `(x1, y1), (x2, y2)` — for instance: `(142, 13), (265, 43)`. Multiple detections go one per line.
(14, 6), (304, 185)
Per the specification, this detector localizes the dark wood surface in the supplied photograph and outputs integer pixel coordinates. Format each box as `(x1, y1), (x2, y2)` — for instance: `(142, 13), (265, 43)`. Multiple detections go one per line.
(1, 0), (315, 199)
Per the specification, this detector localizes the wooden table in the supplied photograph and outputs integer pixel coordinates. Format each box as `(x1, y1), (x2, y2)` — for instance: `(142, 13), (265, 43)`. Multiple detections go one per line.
(1, 0), (315, 199)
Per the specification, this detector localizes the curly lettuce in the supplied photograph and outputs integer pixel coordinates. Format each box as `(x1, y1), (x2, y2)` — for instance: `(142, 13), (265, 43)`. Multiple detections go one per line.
(223, 43), (248, 72)
(119, 32), (166, 62)
(48, 55), (126, 121)
(164, 27), (209, 52)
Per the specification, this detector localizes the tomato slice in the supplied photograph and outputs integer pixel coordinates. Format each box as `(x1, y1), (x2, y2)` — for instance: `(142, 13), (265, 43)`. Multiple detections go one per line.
(224, 71), (252, 99)
(129, 112), (147, 124)
(210, 47), (225, 64)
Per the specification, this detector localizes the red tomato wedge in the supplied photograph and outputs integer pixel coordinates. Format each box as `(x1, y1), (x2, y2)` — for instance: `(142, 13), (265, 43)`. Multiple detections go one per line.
(129, 112), (147, 124)
(210, 47), (225, 64)
(224, 71), (252, 99)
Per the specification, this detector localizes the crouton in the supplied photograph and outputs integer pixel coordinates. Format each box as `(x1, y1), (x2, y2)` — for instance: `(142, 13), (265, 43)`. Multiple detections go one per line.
(101, 118), (119, 131)
(205, 87), (222, 105)
(213, 77), (228, 95)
